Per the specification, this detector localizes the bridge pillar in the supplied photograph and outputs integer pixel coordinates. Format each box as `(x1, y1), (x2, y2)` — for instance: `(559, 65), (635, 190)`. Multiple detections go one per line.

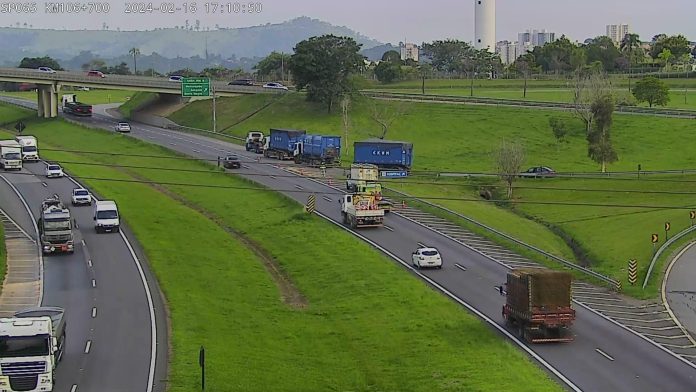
(36, 89), (45, 117)
(48, 84), (59, 118)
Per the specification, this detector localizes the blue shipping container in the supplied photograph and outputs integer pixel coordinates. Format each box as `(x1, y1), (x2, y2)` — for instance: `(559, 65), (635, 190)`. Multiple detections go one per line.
(301, 135), (341, 161)
(353, 138), (413, 169)
(269, 128), (306, 153)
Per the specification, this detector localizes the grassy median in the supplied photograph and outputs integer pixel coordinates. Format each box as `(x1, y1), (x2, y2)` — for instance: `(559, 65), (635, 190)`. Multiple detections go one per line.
(0, 106), (562, 391)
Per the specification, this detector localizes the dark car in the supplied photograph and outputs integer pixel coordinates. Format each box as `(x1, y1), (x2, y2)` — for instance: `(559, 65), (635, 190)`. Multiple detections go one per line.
(228, 79), (255, 86)
(521, 166), (556, 178)
(223, 155), (242, 169)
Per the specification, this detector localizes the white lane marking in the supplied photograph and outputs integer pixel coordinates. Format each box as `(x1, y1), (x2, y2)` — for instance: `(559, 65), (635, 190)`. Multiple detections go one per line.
(88, 259), (92, 267)
(0, 174), (44, 306)
(91, 279), (96, 288)
(417, 242), (427, 248)
(92, 307), (97, 318)
(169, 143), (176, 146)
(84, 340), (92, 354)
(322, 196), (333, 202)
(383, 226), (394, 232)
(270, 176), (276, 179)
(595, 348), (615, 361)
(313, 210), (583, 392)
(81, 239), (86, 246)
(74, 222), (79, 229)
(242, 165), (250, 169)
(41, 182), (47, 187)
(454, 263), (467, 272)
(294, 185), (303, 190)
(192, 149), (200, 153)
(70, 385), (77, 392)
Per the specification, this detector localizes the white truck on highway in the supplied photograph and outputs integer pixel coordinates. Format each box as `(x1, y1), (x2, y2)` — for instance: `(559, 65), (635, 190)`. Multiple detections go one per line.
(340, 194), (385, 229)
(0, 307), (66, 392)
(0, 140), (22, 171)
(14, 136), (39, 162)
(93, 200), (120, 233)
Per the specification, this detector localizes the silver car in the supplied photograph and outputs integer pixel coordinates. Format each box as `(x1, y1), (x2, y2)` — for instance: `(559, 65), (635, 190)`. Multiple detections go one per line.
(114, 122), (131, 133)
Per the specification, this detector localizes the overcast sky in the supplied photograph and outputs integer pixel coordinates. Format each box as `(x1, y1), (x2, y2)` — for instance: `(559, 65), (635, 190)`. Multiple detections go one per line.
(4, 0), (695, 44)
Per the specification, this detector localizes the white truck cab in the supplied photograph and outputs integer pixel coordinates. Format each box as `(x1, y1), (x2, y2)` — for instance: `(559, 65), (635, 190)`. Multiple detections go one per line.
(14, 136), (39, 162)
(0, 140), (22, 171)
(93, 200), (120, 233)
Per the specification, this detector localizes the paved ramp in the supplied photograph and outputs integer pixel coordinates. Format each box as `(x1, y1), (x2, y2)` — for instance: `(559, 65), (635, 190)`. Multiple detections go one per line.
(0, 208), (41, 317)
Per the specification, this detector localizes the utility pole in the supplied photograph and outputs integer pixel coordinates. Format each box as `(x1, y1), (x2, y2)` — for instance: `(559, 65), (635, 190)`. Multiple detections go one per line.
(212, 83), (217, 133)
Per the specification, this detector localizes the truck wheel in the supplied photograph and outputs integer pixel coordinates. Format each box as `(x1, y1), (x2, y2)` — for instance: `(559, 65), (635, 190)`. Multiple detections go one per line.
(350, 216), (357, 229)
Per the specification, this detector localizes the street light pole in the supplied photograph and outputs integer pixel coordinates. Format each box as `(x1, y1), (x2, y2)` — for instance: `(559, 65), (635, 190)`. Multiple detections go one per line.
(212, 82), (217, 133)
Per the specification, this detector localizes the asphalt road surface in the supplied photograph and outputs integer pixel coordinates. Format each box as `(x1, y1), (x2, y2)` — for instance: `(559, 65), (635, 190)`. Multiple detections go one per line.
(4, 97), (696, 391)
(0, 161), (167, 391)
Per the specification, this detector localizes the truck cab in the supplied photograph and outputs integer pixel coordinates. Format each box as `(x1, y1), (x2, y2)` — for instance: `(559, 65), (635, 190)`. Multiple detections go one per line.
(93, 200), (120, 233)
(245, 131), (265, 152)
(0, 307), (66, 392)
(14, 136), (39, 162)
(38, 196), (74, 254)
(0, 140), (23, 171)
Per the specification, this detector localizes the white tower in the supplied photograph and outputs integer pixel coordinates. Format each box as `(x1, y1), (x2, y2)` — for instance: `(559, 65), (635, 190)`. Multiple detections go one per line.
(474, 0), (496, 52)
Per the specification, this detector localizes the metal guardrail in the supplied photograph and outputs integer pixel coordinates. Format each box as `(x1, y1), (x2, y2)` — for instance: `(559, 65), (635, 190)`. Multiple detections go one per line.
(164, 123), (244, 142)
(363, 91), (696, 119)
(436, 168), (696, 179)
(643, 225), (696, 289)
(0, 67), (280, 95)
(384, 186), (622, 290)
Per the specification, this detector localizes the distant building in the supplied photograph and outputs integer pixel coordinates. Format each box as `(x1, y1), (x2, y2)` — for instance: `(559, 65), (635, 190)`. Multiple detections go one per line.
(516, 29), (556, 56)
(495, 41), (518, 65)
(400, 43), (420, 62)
(606, 24), (630, 44)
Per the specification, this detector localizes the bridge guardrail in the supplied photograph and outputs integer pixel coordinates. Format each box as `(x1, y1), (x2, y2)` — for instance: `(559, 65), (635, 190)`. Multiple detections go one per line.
(643, 225), (696, 289)
(384, 186), (622, 290)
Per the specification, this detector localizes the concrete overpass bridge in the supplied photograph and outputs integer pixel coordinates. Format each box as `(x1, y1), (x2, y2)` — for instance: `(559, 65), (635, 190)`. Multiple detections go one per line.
(0, 67), (275, 118)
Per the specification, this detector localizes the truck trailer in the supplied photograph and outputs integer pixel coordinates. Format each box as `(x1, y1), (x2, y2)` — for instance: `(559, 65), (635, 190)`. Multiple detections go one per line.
(0, 140), (22, 171)
(503, 268), (576, 343)
(0, 307), (66, 392)
(38, 195), (74, 254)
(263, 128), (306, 160)
(353, 138), (413, 170)
(61, 94), (92, 117)
(295, 134), (341, 165)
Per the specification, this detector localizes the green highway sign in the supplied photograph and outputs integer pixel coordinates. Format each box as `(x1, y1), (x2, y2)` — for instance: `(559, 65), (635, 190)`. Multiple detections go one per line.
(181, 77), (211, 97)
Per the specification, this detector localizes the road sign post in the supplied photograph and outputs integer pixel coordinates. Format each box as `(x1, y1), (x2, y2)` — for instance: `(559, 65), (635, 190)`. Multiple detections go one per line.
(628, 259), (638, 286)
(690, 211), (695, 226)
(199, 346), (205, 390)
(181, 77), (211, 97)
(212, 83), (217, 133)
(665, 222), (671, 241)
(305, 194), (316, 214)
(14, 121), (25, 134)
(651, 234), (659, 255)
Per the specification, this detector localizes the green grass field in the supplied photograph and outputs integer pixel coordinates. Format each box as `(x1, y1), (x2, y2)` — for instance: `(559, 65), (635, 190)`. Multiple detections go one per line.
(0, 222), (5, 293)
(117, 92), (157, 118)
(169, 94), (696, 297)
(366, 77), (696, 90)
(0, 89), (134, 105)
(0, 104), (562, 392)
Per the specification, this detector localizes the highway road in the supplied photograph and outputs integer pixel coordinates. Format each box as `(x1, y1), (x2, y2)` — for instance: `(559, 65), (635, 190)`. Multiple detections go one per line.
(0, 159), (168, 390)
(4, 96), (696, 391)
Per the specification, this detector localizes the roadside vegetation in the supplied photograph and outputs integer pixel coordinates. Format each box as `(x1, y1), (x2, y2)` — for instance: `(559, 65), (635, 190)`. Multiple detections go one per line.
(0, 223), (5, 293)
(169, 93), (696, 297)
(0, 103), (562, 392)
(117, 91), (157, 118)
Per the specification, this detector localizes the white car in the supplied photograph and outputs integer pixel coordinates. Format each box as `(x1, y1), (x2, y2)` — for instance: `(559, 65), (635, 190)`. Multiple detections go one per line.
(114, 122), (131, 133)
(262, 82), (289, 91)
(45, 164), (64, 178)
(168, 75), (183, 82)
(71, 188), (92, 206)
(37, 66), (56, 73)
(412, 247), (443, 269)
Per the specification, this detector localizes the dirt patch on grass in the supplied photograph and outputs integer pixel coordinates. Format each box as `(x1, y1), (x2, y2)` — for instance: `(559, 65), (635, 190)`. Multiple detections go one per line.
(122, 169), (309, 309)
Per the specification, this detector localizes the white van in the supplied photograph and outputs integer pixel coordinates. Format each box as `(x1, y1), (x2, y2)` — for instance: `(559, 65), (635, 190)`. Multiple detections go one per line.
(93, 200), (120, 233)
(15, 135), (39, 161)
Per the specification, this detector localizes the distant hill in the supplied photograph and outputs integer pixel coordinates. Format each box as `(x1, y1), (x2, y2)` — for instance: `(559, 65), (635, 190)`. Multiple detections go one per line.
(0, 16), (384, 70)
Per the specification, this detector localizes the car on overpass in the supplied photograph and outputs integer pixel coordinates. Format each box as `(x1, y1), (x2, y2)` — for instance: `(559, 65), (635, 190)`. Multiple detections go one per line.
(168, 75), (183, 82)
(87, 70), (106, 78)
(37, 66), (56, 73)
(114, 122), (132, 133)
(262, 82), (288, 91)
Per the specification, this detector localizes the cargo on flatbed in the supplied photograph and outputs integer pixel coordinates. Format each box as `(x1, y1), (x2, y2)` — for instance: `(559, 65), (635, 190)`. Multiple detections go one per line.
(503, 268), (576, 343)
